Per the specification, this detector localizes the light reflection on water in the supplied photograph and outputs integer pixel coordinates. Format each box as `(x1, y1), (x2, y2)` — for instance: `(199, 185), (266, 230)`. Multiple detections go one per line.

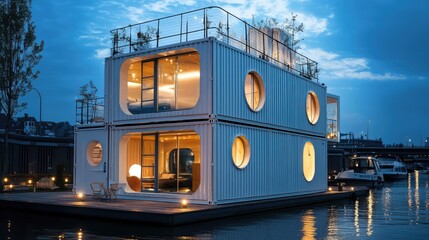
(1, 171), (429, 239)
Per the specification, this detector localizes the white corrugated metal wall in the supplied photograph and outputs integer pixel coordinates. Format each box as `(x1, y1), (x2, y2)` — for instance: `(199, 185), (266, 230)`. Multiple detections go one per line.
(211, 39), (327, 204)
(214, 122), (327, 204)
(213, 41), (326, 136)
(74, 127), (109, 195)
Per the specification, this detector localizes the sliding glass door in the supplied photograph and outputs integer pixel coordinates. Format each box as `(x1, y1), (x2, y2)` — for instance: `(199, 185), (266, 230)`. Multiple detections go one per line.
(126, 131), (200, 193)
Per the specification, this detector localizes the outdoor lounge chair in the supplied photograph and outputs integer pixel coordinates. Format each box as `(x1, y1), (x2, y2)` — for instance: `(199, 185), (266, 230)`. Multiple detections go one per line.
(108, 183), (121, 200)
(90, 182), (104, 199)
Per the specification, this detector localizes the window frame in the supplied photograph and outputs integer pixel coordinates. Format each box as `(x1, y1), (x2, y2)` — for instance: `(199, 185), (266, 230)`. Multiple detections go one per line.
(244, 71), (266, 112)
(232, 136), (251, 169)
(126, 51), (200, 114)
(306, 91), (320, 125)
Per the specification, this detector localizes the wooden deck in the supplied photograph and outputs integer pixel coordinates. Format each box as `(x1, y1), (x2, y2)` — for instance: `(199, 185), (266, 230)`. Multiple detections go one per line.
(0, 187), (367, 226)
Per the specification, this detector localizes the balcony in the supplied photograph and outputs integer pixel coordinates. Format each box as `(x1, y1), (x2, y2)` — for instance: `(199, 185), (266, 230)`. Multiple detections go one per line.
(110, 6), (318, 80)
(75, 97), (104, 125)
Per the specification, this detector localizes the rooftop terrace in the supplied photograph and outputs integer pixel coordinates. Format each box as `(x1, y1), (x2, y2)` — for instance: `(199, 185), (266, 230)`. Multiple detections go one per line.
(110, 6), (319, 80)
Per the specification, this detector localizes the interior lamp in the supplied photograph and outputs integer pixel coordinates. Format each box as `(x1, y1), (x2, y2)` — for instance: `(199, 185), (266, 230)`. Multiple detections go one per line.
(129, 164), (141, 178)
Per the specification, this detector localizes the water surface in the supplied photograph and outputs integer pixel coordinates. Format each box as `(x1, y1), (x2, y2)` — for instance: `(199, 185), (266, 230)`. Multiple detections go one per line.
(1, 171), (428, 239)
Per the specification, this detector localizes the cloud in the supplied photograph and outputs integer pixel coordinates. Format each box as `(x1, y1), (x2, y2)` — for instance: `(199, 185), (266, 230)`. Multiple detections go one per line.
(143, 0), (197, 12)
(301, 46), (407, 81)
(126, 6), (146, 23)
(217, 0), (328, 37)
(95, 48), (110, 59)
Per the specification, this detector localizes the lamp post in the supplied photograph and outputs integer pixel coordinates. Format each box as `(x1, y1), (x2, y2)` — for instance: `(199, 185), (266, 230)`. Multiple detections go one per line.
(366, 120), (371, 140)
(32, 88), (42, 136)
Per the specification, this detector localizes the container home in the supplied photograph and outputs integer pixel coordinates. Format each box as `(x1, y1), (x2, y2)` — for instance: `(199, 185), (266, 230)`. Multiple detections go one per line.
(74, 6), (326, 205)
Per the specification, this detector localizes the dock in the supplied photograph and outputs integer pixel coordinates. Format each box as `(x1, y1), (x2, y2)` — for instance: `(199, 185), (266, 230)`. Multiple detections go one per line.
(0, 187), (367, 226)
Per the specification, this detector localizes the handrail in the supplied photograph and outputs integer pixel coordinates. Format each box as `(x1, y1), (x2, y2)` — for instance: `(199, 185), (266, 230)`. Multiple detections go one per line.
(75, 97), (104, 125)
(110, 6), (318, 80)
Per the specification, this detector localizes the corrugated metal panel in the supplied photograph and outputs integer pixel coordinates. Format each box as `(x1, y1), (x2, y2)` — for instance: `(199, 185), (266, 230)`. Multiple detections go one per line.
(214, 122), (327, 204)
(108, 39), (213, 125)
(213, 41), (326, 136)
(108, 121), (212, 203)
(74, 127), (109, 195)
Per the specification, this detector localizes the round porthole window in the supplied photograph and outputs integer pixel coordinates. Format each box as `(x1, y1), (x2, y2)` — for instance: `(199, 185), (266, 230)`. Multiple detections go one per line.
(244, 71), (265, 111)
(306, 91), (320, 124)
(232, 136), (250, 169)
(303, 141), (316, 181)
(87, 141), (103, 166)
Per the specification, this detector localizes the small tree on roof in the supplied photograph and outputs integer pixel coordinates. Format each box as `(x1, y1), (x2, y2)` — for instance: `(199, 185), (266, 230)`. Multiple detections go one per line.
(79, 80), (98, 101)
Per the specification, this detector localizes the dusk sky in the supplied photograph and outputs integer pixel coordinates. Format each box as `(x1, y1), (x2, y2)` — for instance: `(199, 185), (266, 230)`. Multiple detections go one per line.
(20, 0), (428, 145)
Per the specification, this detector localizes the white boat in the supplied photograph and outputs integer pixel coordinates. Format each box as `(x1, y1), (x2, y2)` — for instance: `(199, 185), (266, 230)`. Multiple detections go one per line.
(377, 156), (408, 180)
(336, 156), (384, 188)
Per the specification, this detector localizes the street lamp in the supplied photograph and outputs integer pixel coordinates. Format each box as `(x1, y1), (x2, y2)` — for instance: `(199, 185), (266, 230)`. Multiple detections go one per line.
(32, 88), (42, 136)
(366, 120), (371, 140)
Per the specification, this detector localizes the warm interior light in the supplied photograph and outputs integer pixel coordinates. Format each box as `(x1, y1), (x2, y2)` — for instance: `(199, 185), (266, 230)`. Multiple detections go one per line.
(3, 178), (8, 183)
(77, 193), (84, 201)
(28, 179), (33, 185)
(351, 187), (355, 191)
(129, 164), (141, 178)
(181, 199), (188, 208)
(65, 178), (69, 183)
(177, 71), (200, 80)
(328, 187), (332, 191)
(51, 177), (56, 181)
(127, 81), (141, 87)
(9, 184), (13, 189)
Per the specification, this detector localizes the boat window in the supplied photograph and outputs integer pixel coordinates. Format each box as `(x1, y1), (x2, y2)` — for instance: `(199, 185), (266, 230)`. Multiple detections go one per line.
(303, 141), (316, 181)
(244, 71), (265, 111)
(232, 136), (251, 169)
(306, 91), (320, 124)
(86, 141), (103, 167)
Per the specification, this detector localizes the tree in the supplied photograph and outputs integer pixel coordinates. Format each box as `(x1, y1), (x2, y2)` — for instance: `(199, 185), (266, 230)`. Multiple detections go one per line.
(0, 0), (44, 191)
(79, 80), (98, 101)
(78, 80), (101, 124)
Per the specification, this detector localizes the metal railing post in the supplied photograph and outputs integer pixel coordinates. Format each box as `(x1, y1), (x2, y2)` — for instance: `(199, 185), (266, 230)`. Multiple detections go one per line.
(129, 25), (132, 53)
(180, 14), (183, 43)
(157, 19), (160, 47)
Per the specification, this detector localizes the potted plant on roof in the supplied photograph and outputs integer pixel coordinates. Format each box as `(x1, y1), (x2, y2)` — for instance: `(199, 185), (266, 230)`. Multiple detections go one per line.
(133, 26), (157, 51)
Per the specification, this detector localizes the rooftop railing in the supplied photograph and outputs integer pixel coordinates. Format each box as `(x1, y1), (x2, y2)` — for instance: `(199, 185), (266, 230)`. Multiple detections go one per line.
(110, 6), (318, 80)
(75, 97), (104, 125)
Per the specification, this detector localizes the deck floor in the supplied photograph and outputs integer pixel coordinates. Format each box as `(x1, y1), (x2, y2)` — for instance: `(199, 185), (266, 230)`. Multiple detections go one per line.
(0, 187), (367, 226)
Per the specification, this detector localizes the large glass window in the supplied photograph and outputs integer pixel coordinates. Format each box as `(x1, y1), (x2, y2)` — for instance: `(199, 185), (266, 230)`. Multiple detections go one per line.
(327, 96), (339, 141)
(127, 52), (200, 114)
(244, 71), (265, 111)
(125, 131), (200, 193)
